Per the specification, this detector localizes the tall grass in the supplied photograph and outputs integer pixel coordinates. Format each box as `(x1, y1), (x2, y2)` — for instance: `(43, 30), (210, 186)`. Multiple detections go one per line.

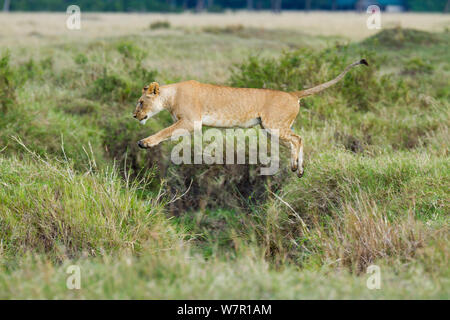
(0, 145), (181, 263)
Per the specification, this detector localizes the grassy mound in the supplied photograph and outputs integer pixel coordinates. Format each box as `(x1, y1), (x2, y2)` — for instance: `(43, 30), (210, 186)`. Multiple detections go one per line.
(0, 154), (181, 262)
(362, 28), (440, 48)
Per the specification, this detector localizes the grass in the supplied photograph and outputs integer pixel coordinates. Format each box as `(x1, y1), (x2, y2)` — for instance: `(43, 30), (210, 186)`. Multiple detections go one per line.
(149, 20), (171, 30)
(1, 12), (449, 46)
(0, 13), (449, 299)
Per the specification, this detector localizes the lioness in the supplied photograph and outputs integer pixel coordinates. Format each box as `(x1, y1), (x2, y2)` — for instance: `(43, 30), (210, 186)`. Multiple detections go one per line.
(133, 59), (368, 177)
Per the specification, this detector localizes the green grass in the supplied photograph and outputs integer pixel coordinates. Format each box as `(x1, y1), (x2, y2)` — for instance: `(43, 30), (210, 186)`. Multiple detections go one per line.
(0, 26), (448, 299)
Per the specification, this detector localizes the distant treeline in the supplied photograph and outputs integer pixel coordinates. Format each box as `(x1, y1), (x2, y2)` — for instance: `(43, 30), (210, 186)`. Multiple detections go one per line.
(2, 0), (449, 12)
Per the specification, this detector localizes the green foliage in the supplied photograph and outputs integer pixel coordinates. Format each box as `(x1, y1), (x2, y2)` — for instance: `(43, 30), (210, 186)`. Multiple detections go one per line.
(0, 155), (179, 262)
(202, 24), (245, 35)
(149, 20), (171, 30)
(362, 27), (440, 48)
(230, 47), (406, 110)
(74, 53), (88, 65)
(16, 57), (53, 83)
(116, 40), (146, 61)
(0, 52), (18, 113)
(89, 68), (134, 103)
(403, 57), (434, 75)
(87, 42), (157, 103)
(0, 52), (53, 112)
(2, 250), (447, 299)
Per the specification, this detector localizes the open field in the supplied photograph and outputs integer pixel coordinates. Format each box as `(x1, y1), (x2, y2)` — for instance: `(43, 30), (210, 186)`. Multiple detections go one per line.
(1, 11), (450, 45)
(0, 12), (449, 299)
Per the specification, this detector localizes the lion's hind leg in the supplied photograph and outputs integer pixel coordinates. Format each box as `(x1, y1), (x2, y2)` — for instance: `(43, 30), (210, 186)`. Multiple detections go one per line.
(261, 122), (304, 178)
(279, 129), (303, 178)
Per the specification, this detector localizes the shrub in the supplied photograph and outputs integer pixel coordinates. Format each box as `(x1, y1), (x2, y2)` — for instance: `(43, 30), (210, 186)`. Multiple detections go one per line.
(60, 97), (101, 116)
(149, 20), (171, 30)
(89, 68), (132, 103)
(402, 57), (434, 75)
(87, 42), (157, 104)
(14, 57), (53, 84)
(203, 24), (244, 35)
(362, 28), (440, 48)
(116, 40), (146, 61)
(0, 52), (18, 113)
(74, 53), (88, 65)
(88, 66), (157, 104)
(229, 47), (406, 111)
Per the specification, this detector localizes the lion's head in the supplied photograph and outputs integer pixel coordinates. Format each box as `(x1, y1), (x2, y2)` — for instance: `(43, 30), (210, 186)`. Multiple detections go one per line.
(133, 82), (163, 124)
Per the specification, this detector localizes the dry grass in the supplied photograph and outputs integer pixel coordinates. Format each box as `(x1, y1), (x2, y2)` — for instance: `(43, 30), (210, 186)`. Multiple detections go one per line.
(1, 11), (449, 47)
(309, 199), (428, 273)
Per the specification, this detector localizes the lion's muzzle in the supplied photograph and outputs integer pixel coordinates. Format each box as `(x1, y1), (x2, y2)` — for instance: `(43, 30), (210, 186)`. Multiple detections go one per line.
(137, 140), (147, 149)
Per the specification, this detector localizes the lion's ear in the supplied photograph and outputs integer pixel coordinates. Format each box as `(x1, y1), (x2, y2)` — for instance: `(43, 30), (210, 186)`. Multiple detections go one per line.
(147, 82), (160, 95)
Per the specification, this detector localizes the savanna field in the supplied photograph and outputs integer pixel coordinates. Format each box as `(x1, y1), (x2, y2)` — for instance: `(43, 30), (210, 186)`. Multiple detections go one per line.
(0, 12), (449, 299)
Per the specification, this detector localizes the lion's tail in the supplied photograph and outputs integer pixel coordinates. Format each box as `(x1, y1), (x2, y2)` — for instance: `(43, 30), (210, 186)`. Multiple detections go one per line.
(291, 59), (369, 99)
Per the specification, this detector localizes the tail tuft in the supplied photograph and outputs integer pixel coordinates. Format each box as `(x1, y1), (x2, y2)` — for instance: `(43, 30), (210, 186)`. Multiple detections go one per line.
(360, 59), (369, 66)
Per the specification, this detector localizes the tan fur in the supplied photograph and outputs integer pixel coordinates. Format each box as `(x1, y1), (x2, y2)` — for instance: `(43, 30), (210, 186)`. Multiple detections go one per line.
(133, 59), (368, 177)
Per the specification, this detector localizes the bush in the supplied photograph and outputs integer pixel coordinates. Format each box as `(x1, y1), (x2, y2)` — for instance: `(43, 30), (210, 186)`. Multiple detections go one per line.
(203, 24), (244, 35)
(89, 68), (133, 103)
(403, 57), (434, 75)
(74, 53), (88, 65)
(362, 28), (440, 48)
(88, 67), (157, 104)
(0, 52), (18, 113)
(60, 97), (101, 116)
(149, 20), (171, 30)
(116, 40), (146, 61)
(229, 47), (407, 111)
(87, 42), (157, 104)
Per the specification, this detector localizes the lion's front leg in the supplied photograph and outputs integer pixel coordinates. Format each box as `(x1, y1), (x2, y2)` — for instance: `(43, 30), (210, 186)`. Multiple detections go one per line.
(138, 120), (194, 149)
